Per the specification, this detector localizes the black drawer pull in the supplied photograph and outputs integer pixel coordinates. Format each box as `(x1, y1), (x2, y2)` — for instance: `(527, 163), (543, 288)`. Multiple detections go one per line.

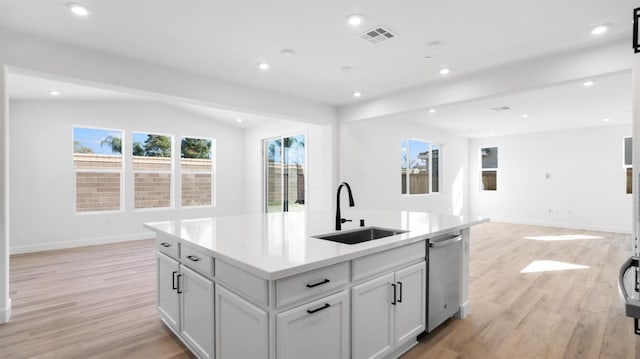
(307, 303), (330, 314)
(397, 281), (403, 303)
(176, 274), (183, 294)
(186, 255), (200, 262)
(391, 283), (397, 305)
(306, 278), (330, 288)
(160, 242), (171, 248)
(172, 271), (178, 290)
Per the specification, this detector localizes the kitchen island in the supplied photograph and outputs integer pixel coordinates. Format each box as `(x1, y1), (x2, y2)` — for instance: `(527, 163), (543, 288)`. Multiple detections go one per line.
(145, 210), (488, 359)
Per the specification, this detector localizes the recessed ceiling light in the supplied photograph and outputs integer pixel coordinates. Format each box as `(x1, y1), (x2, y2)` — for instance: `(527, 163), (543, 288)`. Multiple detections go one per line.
(341, 66), (353, 73)
(236, 118), (243, 123)
(439, 67), (451, 75)
(347, 14), (364, 26)
(603, 118), (611, 122)
(491, 130), (496, 135)
(48, 90), (60, 96)
(583, 80), (595, 87)
(423, 56), (432, 61)
(280, 49), (295, 57)
(353, 91), (362, 97)
(258, 62), (270, 71)
(66, 3), (89, 16)
(428, 108), (436, 114)
(591, 24), (611, 35)
(521, 113), (529, 118)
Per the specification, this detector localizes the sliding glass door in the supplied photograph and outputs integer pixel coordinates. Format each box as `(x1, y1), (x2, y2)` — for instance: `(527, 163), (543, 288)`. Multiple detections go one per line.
(264, 134), (305, 213)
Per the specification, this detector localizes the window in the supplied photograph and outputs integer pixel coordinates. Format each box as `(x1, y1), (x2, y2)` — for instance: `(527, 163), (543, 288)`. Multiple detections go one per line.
(481, 147), (498, 191)
(264, 134), (305, 212)
(181, 137), (214, 207)
(401, 139), (440, 195)
(73, 127), (123, 213)
(133, 132), (173, 209)
(625, 137), (632, 194)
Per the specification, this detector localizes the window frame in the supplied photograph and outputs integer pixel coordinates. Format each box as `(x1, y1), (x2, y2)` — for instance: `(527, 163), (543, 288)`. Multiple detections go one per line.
(179, 135), (216, 208)
(480, 146), (498, 192)
(132, 130), (175, 211)
(400, 138), (441, 196)
(624, 136), (632, 195)
(72, 125), (125, 215)
(262, 131), (307, 213)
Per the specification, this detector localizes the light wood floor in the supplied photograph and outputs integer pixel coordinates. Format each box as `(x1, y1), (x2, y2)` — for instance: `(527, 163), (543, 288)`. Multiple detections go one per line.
(1, 222), (639, 358)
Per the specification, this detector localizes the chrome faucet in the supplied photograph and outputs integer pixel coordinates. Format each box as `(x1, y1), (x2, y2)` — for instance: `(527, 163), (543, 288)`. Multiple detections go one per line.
(336, 182), (355, 230)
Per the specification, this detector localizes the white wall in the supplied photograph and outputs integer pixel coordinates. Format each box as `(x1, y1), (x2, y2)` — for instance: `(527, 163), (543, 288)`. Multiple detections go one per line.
(9, 100), (245, 253)
(340, 118), (469, 216)
(243, 120), (335, 213)
(469, 124), (632, 233)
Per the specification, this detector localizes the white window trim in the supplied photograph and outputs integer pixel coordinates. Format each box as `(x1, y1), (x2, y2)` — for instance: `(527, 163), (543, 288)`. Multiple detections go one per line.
(480, 146), (498, 192)
(401, 138), (441, 196)
(262, 130), (307, 213)
(179, 135), (216, 209)
(132, 131), (175, 211)
(72, 125), (125, 215)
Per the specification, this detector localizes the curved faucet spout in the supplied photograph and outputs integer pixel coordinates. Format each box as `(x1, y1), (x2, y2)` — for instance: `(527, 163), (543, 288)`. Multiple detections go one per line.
(336, 182), (355, 230)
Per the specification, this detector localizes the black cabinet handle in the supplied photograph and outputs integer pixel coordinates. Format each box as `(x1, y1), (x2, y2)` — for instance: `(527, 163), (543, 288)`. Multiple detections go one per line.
(177, 274), (183, 294)
(306, 278), (330, 288)
(186, 255), (200, 262)
(391, 283), (397, 305)
(306, 303), (330, 314)
(397, 281), (403, 303)
(160, 242), (171, 248)
(172, 271), (178, 290)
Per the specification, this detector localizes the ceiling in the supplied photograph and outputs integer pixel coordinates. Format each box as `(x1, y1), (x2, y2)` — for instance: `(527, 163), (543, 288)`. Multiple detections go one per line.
(0, 0), (634, 106)
(7, 73), (280, 128)
(389, 70), (631, 138)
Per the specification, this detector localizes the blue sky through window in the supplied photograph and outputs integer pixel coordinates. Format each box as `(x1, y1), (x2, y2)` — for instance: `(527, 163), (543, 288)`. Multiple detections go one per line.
(73, 127), (122, 155)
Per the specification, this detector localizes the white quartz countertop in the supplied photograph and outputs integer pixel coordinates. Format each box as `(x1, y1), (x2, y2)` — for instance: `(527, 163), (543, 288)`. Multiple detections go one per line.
(144, 210), (488, 280)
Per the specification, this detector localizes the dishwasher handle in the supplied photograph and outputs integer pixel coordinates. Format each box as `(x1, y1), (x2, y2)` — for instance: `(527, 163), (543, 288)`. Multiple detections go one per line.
(429, 234), (461, 248)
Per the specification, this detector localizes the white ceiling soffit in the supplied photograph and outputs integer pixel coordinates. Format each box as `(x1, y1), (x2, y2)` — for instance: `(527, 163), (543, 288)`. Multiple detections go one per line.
(7, 73), (278, 128)
(0, 1), (634, 106)
(388, 70), (631, 138)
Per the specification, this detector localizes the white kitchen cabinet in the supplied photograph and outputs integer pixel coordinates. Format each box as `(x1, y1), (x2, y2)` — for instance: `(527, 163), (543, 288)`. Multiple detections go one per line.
(179, 265), (214, 359)
(394, 261), (426, 344)
(157, 252), (180, 333)
(351, 272), (395, 359)
(276, 290), (350, 359)
(215, 284), (268, 359)
(352, 261), (426, 359)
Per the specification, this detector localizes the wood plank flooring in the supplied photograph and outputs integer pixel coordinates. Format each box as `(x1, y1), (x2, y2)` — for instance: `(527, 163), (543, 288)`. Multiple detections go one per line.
(0, 222), (638, 358)
(403, 222), (640, 359)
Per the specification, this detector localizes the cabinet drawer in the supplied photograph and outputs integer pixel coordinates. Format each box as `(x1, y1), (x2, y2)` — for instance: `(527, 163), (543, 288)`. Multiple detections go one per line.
(157, 235), (179, 259)
(181, 245), (214, 278)
(352, 241), (425, 282)
(216, 260), (268, 307)
(276, 262), (349, 308)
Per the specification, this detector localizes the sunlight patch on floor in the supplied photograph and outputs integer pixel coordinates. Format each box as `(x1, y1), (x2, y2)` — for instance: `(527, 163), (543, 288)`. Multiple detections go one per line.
(523, 234), (603, 241)
(520, 260), (590, 274)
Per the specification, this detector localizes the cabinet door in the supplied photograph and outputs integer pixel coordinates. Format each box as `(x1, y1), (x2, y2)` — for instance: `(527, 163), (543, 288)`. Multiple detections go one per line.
(394, 261), (426, 345)
(180, 265), (214, 359)
(215, 284), (268, 359)
(157, 252), (180, 333)
(351, 272), (395, 359)
(277, 290), (349, 359)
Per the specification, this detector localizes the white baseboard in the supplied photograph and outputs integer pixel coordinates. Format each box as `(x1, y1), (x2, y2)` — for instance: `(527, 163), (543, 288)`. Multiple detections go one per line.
(488, 217), (631, 234)
(10, 233), (153, 255)
(0, 297), (11, 323)
(457, 300), (470, 319)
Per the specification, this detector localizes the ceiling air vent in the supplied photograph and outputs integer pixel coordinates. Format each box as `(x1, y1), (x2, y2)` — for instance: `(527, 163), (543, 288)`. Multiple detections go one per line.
(361, 26), (396, 44)
(491, 106), (511, 112)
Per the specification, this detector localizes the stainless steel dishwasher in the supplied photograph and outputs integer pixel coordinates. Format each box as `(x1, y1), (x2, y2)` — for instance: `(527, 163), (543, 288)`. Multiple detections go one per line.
(427, 232), (461, 332)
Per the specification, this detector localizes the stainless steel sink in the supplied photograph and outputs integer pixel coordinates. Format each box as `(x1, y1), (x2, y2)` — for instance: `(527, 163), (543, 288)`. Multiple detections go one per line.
(314, 227), (407, 245)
